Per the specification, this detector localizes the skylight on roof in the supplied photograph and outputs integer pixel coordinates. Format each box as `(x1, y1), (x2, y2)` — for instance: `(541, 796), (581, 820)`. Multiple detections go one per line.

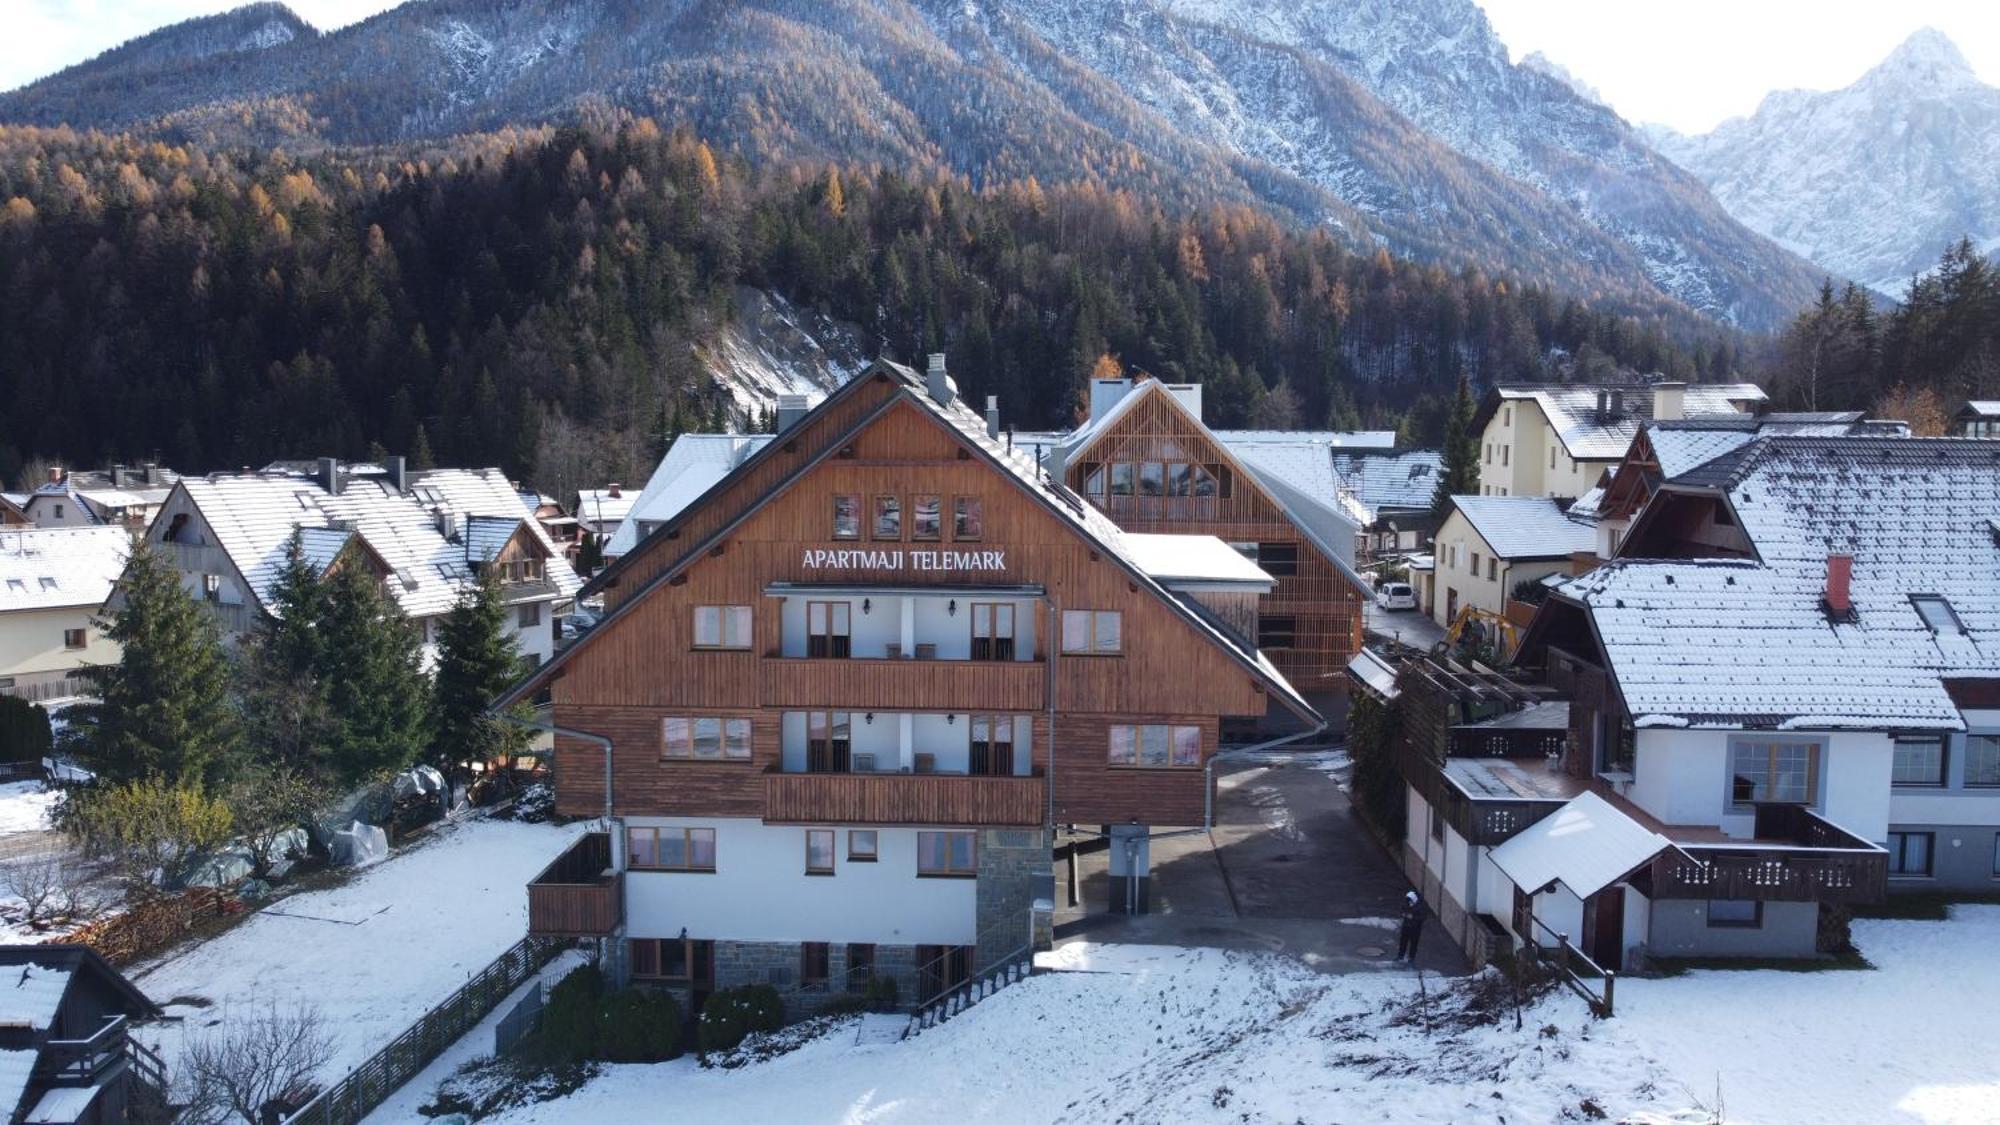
(1911, 595), (1964, 635)
(38, 577), (56, 590)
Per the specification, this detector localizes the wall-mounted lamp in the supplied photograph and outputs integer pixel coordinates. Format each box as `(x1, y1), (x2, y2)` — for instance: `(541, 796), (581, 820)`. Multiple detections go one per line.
(865, 712), (875, 725)
(862, 597), (872, 615)
(946, 713), (956, 726)
(947, 599), (958, 617)
(678, 926), (688, 941)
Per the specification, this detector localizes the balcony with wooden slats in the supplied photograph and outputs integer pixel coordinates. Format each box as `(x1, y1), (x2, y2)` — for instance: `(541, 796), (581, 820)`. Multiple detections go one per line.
(527, 831), (622, 937)
(763, 768), (1046, 827)
(757, 657), (1045, 711)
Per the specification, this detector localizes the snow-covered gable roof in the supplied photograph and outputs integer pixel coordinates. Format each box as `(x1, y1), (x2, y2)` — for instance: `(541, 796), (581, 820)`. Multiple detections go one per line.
(605, 434), (776, 558)
(1448, 496), (1595, 560)
(0, 527), (130, 613)
(1121, 533), (1272, 587)
(574, 488), (636, 534)
(1555, 437), (2000, 730)
(462, 515), (523, 564)
(178, 468), (580, 621)
(0, 963), (70, 1031)
(1211, 429), (1397, 449)
(1960, 401), (2000, 419)
(1496, 383), (1766, 461)
(1490, 792), (1677, 900)
(1330, 450), (1443, 518)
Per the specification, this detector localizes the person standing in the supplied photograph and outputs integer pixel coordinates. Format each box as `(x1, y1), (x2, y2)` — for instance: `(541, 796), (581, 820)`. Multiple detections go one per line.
(1395, 890), (1426, 962)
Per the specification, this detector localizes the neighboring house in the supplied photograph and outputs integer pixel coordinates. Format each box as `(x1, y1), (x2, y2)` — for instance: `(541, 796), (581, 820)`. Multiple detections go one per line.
(1057, 376), (1372, 714)
(1473, 381), (1767, 500)
(508, 356), (1320, 1013)
(0, 528), (128, 705)
(1955, 400), (2000, 438)
(1428, 497), (1594, 630)
(0, 945), (166, 1125)
(138, 458), (580, 667)
(603, 432), (777, 562)
(0, 496), (26, 528)
(1331, 450), (1444, 559)
(574, 484), (636, 542)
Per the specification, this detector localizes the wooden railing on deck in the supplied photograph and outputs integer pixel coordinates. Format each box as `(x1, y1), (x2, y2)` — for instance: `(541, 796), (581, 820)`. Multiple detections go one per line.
(526, 831), (620, 937)
(764, 768), (1046, 827)
(1651, 807), (1887, 904)
(758, 657), (1045, 711)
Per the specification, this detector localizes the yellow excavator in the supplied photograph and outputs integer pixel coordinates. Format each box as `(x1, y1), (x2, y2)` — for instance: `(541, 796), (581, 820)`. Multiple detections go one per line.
(1433, 605), (1521, 663)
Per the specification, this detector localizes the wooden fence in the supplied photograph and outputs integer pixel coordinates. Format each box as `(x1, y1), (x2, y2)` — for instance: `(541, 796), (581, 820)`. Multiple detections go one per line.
(284, 936), (565, 1125)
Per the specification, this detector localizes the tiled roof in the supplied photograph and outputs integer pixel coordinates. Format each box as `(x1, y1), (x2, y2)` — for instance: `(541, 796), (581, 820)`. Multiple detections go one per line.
(1332, 450), (1443, 517)
(1448, 496), (1596, 559)
(0, 527), (129, 612)
(179, 467), (580, 621)
(605, 434), (775, 557)
(1556, 436), (2000, 729)
(1496, 382), (1767, 461)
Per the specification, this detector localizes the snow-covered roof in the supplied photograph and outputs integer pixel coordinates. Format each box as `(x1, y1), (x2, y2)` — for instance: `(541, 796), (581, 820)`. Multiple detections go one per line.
(1331, 450), (1442, 518)
(1564, 484), (1607, 523)
(1552, 437), (2000, 730)
(1346, 649), (1401, 700)
(1447, 496), (1596, 559)
(1228, 440), (1343, 504)
(0, 527), (130, 612)
(1212, 429), (1397, 449)
(574, 488), (636, 533)
(1121, 533), (1272, 587)
(1960, 401), (2000, 419)
(604, 434), (775, 558)
(0, 1048), (34, 1124)
(1495, 382), (1767, 461)
(1490, 792), (1676, 900)
(23, 1084), (102, 1124)
(176, 467), (580, 621)
(0, 963), (71, 1030)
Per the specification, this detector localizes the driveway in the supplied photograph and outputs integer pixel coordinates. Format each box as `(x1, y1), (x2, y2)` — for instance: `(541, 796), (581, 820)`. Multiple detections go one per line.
(1054, 751), (1467, 975)
(1365, 600), (1445, 651)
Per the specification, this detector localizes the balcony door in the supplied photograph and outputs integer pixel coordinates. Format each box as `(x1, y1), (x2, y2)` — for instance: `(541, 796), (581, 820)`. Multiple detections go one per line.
(807, 601), (852, 659)
(970, 603), (1016, 661)
(807, 711), (852, 773)
(970, 715), (1014, 777)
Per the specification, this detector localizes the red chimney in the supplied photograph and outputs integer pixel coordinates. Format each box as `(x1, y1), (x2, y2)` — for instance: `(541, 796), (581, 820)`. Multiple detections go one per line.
(1825, 553), (1853, 616)
(608, 482), (623, 499)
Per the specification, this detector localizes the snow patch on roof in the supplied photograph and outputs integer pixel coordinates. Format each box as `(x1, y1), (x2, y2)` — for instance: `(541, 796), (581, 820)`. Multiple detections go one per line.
(1449, 496), (1595, 559)
(0, 527), (129, 612)
(1490, 792), (1676, 901)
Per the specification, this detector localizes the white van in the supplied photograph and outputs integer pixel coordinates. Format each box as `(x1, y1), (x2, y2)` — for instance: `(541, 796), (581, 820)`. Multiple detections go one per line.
(1376, 581), (1417, 611)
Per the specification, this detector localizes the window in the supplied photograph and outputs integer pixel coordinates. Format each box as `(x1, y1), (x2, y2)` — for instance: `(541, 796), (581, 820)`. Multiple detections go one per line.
(1138, 462), (1164, 496)
(953, 496), (984, 540)
(847, 830), (878, 862)
(628, 826), (716, 871)
(1257, 615), (1297, 650)
(800, 942), (830, 986)
(1108, 724), (1201, 768)
(1166, 462), (1192, 497)
(631, 937), (713, 984)
(845, 943), (876, 991)
(62, 628), (86, 651)
(1110, 463), (1135, 496)
(1911, 595), (1963, 634)
(911, 495), (942, 541)
(971, 715), (1015, 776)
(518, 602), (541, 628)
(662, 717), (752, 760)
(807, 601), (851, 658)
(1892, 736), (1947, 787)
(1887, 831), (1934, 877)
(1992, 834), (2000, 877)
(1549, 447), (1557, 470)
(1486, 558), (1497, 581)
(203, 573), (222, 601)
(806, 711), (852, 773)
(1706, 900), (1762, 928)
(917, 831), (976, 876)
(1206, 463), (1233, 499)
(52, 504), (63, 519)
(1729, 739), (1818, 805)
(1501, 445), (1510, 467)
(1060, 610), (1121, 655)
(1966, 735), (2000, 787)
(1483, 443), (1492, 464)
(971, 603), (1016, 661)
(693, 605), (753, 648)
(806, 829), (836, 875)
(872, 495), (902, 540)
(1255, 542), (1298, 577)
(1083, 463), (1106, 498)
(1503, 406), (1512, 426)
(832, 495), (861, 540)
(1470, 551), (1481, 574)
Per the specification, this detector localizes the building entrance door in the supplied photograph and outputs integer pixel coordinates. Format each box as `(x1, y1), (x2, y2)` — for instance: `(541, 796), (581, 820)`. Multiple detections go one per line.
(1584, 885), (1624, 970)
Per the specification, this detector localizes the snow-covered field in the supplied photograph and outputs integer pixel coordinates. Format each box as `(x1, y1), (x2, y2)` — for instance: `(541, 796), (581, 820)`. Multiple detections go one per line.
(0, 780), (56, 835)
(446, 908), (2000, 1125)
(131, 817), (583, 1077)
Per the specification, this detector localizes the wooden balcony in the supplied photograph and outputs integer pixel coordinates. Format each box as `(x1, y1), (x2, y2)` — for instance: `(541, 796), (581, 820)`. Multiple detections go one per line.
(527, 831), (622, 937)
(763, 768), (1046, 827)
(1649, 806), (1888, 905)
(758, 657), (1045, 711)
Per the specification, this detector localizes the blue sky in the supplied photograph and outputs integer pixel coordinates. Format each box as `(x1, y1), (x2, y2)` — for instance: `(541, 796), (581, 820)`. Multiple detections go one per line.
(6, 1), (1999, 134)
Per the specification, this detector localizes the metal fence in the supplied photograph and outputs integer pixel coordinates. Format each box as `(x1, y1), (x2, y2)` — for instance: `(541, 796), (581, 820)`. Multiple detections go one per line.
(284, 936), (565, 1125)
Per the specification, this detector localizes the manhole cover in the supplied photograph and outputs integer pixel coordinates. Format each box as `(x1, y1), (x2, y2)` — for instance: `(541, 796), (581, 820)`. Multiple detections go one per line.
(1356, 945), (1386, 958)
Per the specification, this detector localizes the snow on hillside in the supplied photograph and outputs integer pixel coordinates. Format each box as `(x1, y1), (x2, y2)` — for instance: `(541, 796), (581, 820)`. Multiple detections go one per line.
(1653, 28), (2000, 296)
(454, 908), (2000, 1124)
(702, 288), (870, 424)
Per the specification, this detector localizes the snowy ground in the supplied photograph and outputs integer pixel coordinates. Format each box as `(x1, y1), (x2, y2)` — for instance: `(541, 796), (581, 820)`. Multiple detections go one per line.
(442, 907), (2000, 1125)
(0, 780), (56, 834)
(131, 817), (584, 1080)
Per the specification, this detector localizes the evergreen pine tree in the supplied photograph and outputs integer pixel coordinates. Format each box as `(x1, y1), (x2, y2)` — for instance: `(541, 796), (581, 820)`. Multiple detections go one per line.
(1431, 375), (1480, 518)
(68, 543), (239, 787)
(317, 563), (430, 786)
(239, 534), (335, 776)
(429, 574), (531, 780)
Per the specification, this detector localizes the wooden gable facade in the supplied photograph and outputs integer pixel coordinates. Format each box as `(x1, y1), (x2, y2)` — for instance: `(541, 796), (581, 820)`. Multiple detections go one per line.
(533, 378), (1301, 829)
(1062, 382), (1365, 693)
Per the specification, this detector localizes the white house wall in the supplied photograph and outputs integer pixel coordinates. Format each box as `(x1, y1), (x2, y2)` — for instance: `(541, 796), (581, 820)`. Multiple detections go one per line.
(622, 816), (977, 946)
(1631, 728), (1889, 841)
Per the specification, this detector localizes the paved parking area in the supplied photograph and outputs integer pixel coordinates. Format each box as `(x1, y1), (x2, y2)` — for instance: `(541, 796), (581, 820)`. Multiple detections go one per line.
(1054, 751), (1467, 975)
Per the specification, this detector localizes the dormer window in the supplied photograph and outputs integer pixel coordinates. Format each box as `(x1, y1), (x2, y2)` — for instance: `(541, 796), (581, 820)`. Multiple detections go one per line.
(1911, 595), (1963, 634)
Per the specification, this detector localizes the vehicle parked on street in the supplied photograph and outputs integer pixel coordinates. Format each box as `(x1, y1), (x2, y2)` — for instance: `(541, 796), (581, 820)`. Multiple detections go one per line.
(1375, 581), (1417, 611)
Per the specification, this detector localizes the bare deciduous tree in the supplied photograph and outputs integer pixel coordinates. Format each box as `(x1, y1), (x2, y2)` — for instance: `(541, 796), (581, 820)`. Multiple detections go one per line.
(181, 1002), (334, 1125)
(0, 850), (102, 931)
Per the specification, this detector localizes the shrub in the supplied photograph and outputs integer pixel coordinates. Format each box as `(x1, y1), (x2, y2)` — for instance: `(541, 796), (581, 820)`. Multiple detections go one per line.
(596, 989), (682, 1062)
(0, 696), (52, 764)
(699, 984), (785, 1053)
(537, 966), (607, 1064)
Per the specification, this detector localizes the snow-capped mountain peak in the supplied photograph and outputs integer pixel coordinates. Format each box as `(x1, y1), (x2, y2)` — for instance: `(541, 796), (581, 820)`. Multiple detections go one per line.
(1864, 26), (1981, 94)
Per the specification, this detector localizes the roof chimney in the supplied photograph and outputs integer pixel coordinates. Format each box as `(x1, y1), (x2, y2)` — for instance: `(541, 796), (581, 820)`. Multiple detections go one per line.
(1044, 441), (1068, 485)
(387, 455), (408, 495)
(1595, 390), (1609, 419)
(776, 393), (810, 433)
(45, 465), (63, 485)
(318, 457), (343, 496)
(1824, 553), (1853, 619)
(985, 396), (1000, 440)
(1653, 381), (1686, 422)
(608, 482), (623, 499)
(1610, 389), (1625, 415)
(1089, 378), (1134, 424)
(926, 354), (955, 407)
